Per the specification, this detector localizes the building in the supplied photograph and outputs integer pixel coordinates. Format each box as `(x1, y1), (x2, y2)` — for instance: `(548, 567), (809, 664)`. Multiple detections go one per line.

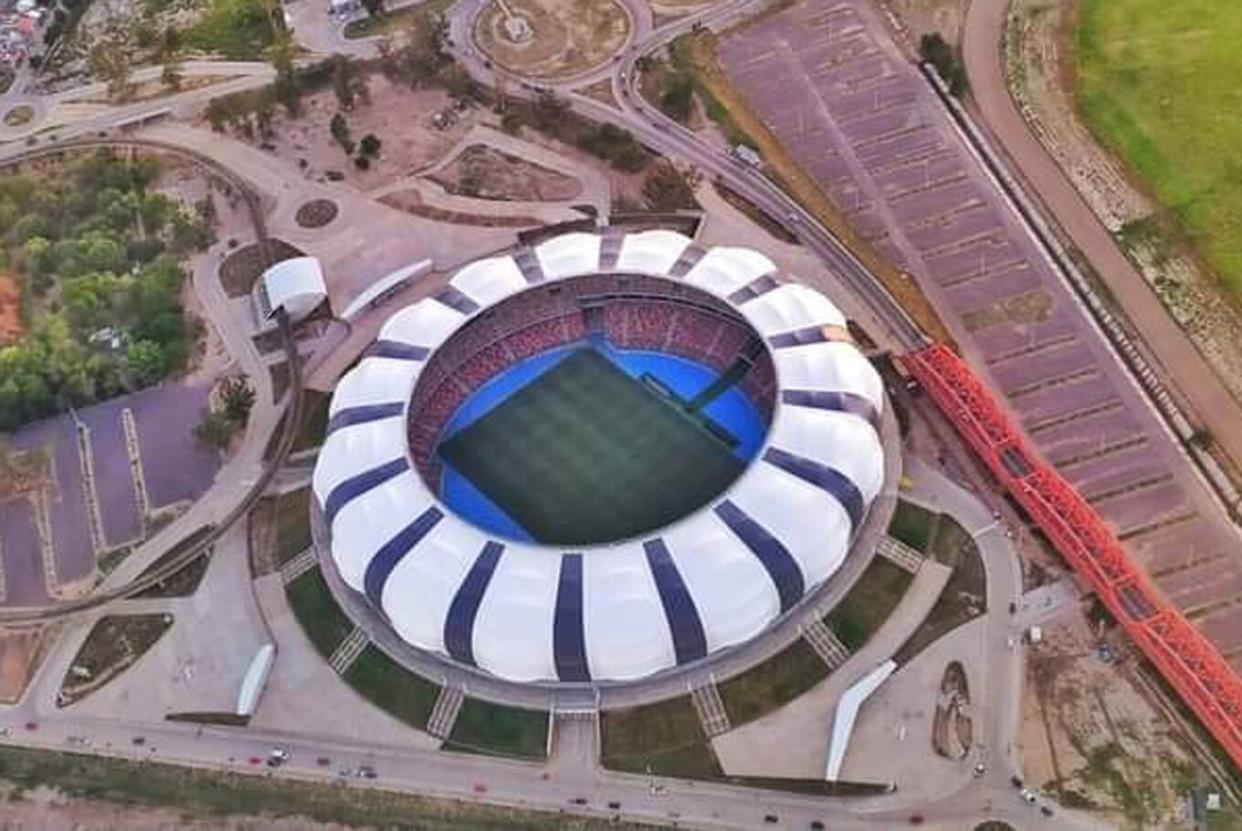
(254, 256), (328, 331)
(312, 230), (886, 685)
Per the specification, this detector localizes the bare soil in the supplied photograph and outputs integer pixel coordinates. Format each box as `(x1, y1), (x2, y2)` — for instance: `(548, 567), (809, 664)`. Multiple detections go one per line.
(235, 76), (473, 193)
(876, 0), (969, 48)
(428, 144), (582, 202)
(0, 273), (24, 344)
(476, 0), (631, 79)
(1022, 610), (1200, 827)
(1004, 0), (1242, 408)
(0, 626), (52, 704)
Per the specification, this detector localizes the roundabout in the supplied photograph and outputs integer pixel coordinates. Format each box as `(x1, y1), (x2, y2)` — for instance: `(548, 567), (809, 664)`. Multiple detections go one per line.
(473, 0), (633, 81)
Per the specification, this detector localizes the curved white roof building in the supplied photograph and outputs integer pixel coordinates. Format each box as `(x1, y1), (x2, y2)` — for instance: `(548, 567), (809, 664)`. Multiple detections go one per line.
(312, 230), (886, 684)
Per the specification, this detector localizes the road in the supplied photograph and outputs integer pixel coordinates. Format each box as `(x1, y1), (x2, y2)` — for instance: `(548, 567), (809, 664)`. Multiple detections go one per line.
(0, 2), (1076, 828)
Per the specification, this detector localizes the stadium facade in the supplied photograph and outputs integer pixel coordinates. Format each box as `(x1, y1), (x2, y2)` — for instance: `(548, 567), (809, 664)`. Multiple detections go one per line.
(312, 230), (886, 684)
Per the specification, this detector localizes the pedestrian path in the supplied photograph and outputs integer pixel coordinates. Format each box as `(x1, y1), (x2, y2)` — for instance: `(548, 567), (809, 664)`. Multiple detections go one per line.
(690, 677), (731, 737)
(328, 626), (368, 673)
(802, 619), (851, 670)
(280, 548), (316, 585)
(426, 684), (464, 739)
(876, 535), (924, 573)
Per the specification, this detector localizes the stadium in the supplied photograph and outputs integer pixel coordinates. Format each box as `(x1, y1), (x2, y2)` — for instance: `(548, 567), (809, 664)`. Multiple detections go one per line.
(312, 230), (888, 686)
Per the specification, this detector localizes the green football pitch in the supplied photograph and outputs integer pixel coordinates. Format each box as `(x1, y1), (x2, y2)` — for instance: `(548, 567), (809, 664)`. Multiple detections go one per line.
(438, 349), (745, 545)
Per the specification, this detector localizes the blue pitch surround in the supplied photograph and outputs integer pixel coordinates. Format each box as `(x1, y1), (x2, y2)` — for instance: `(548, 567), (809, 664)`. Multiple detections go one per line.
(436, 341), (769, 542)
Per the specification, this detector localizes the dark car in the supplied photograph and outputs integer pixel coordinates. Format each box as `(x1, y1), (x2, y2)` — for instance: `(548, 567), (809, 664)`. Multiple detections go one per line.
(608, 801), (621, 810)
(763, 815), (778, 824)
(810, 822), (825, 830)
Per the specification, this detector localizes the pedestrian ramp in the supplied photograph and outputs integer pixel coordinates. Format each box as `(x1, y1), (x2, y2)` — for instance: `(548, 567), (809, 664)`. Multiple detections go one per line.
(328, 626), (368, 673)
(876, 535), (924, 573)
(690, 677), (731, 737)
(427, 684), (465, 739)
(803, 619), (851, 670)
(280, 548), (316, 584)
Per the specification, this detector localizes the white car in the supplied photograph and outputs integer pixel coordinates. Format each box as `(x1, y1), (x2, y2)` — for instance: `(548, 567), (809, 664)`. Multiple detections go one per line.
(1020, 788), (1037, 804)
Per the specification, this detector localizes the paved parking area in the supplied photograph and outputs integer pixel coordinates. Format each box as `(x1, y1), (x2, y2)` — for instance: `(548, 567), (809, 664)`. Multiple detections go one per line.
(717, 0), (1242, 667)
(1, 382), (222, 605)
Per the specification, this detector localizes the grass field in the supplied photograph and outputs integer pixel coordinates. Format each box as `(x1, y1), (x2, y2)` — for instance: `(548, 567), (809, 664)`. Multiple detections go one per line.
(285, 567), (355, 659)
(823, 559), (913, 651)
(439, 349), (742, 545)
(600, 696), (722, 779)
(1074, 0), (1242, 295)
(717, 639), (830, 727)
(341, 645), (441, 731)
(444, 699), (549, 760)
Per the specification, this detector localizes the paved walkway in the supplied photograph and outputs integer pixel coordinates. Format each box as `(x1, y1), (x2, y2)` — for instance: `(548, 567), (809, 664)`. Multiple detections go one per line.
(961, 0), (1242, 472)
(711, 558), (952, 779)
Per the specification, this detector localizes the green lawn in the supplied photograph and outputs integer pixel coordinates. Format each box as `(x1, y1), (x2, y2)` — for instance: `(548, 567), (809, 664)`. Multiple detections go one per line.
(600, 697), (722, 779)
(444, 699), (549, 760)
(823, 559), (913, 651)
(285, 567), (354, 658)
(888, 499), (938, 553)
(1074, 0), (1242, 295)
(717, 639), (830, 727)
(342, 645), (441, 731)
(273, 488), (312, 566)
(186, 0), (277, 58)
(0, 745), (647, 830)
(440, 349), (742, 545)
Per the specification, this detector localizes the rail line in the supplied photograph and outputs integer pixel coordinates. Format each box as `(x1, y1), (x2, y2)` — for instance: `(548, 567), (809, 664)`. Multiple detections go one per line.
(902, 343), (1242, 770)
(0, 138), (301, 623)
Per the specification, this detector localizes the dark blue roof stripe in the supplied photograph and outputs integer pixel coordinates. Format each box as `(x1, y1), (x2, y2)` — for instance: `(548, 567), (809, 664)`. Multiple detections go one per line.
(435, 286), (480, 315)
(781, 389), (879, 430)
(763, 447), (865, 531)
(362, 506), (444, 606)
(323, 457), (408, 524)
(553, 553), (591, 682)
(367, 340), (429, 361)
(325, 402), (405, 437)
(726, 273), (780, 305)
(443, 541), (505, 667)
(768, 325), (828, 349)
(714, 500), (804, 613)
(643, 539), (708, 665)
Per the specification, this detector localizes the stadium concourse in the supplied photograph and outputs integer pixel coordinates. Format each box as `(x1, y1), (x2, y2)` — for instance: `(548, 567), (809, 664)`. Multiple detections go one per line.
(312, 230), (888, 686)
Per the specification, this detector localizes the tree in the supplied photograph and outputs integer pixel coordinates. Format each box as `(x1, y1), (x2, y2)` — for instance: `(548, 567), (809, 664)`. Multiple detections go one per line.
(500, 109), (524, 135)
(531, 90), (570, 133)
(194, 410), (234, 450)
(359, 133), (381, 156)
(659, 71), (695, 123)
(642, 160), (701, 212)
(361, 0), (383, 17)
(331, 56), (369, 110)
(919, 32), (967, 97)
(269, 31), (301, 115)
(90, 39), (133, 102)
(161, 54), (183, 91)
(330, 112), (354, 154)
(125, 339), (165, 385)
(219, 376), (255, 423)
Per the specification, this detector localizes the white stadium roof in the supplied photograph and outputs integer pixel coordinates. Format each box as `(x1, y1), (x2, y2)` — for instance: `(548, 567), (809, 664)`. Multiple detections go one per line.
(312, 230), (886, 684)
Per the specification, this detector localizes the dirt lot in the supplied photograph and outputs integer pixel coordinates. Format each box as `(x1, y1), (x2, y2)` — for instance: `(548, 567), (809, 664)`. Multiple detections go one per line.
(1003, 0), (1242, 408)
(428, 144), (582, 201)
(0, 627), (52, 703)
(214, 76), (473, 194)
(475, 0), (631, 79)
(877, 0), (969, 47)
(0, 273), (24, 344)
(1021, 610), (1202, 827)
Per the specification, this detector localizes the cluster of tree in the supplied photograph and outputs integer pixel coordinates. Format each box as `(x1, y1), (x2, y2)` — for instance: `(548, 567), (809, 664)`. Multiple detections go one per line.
(0, 154), (214, 431)
(204, 55), (339, 135)
(577, 123), (649, 172)
(376, 11), (477, 99)
(42, 0), (89, 49)
(328, 113), (381, 169)
(658, 70), (696, 124)
(641, 160), (701, 212)
(919, 33), (967, 97)
(194, 376), (255, 450)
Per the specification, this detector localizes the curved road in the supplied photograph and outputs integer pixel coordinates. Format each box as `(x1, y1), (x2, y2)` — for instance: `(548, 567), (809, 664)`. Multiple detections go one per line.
(961, 0), (1242, 472)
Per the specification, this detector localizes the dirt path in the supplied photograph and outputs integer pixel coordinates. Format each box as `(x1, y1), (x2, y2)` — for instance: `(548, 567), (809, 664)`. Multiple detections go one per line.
(960, 0), (1242, 474)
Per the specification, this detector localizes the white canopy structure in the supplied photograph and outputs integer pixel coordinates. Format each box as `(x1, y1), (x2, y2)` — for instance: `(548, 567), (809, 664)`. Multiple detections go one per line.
(312, 230), (886, 684)
(255, 256), (327, 330)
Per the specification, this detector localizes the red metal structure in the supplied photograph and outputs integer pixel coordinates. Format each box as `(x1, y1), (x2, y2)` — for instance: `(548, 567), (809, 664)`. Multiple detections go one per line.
(902, 343), (1242, 770)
